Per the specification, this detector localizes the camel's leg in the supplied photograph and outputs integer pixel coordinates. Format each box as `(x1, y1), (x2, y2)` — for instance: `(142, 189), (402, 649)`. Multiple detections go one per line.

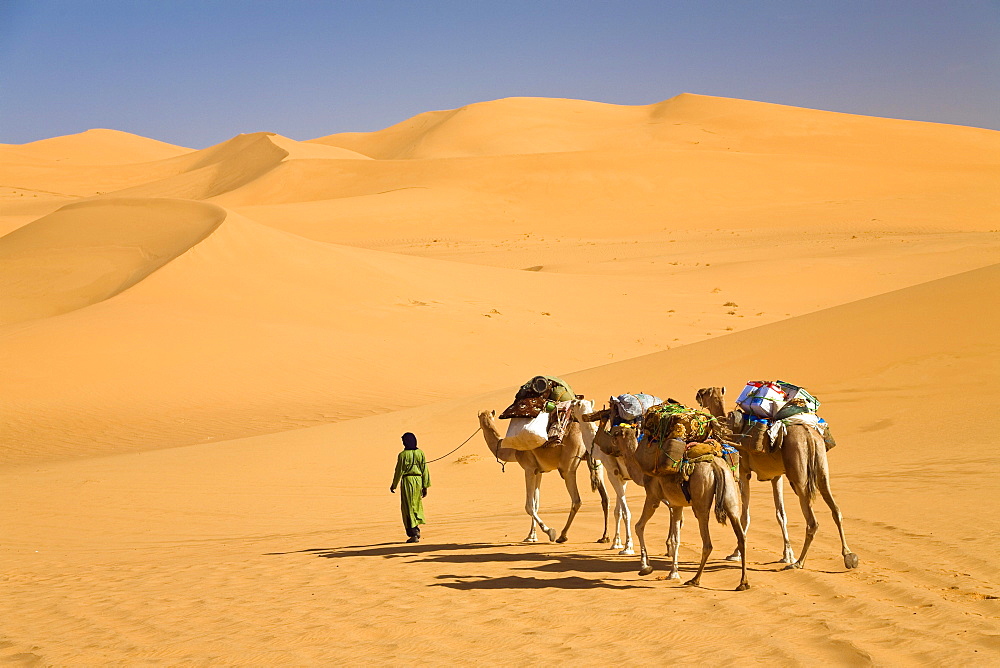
(816, 463), (859, 569)
(635, 491), (660, 576)
(523, 470), (555, 542)
(665, 504), (683, 556)
(785, 488), (819, 570)
(618, 480), (634, 555)
(607, 475), (633, 554)
(726, 464), (751, 561)
(685, 505), (713, 588)
(725, 480), (751, 591)
(772, 475), (795, 563)
(685, 469), (720, 587)
(596, 469), (611, 544)
(665, 505), (684, 581)
(523, 470), (539, 543)
(555, 464), (583, 543)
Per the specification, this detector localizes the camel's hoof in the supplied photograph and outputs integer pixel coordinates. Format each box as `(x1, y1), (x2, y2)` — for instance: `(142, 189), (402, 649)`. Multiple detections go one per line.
(545, 528), (558, 542)
(596, 537), (611, 544)
(724, 552), (741, 563)
(844, 552), (860, 569)
(555, 536), (568, 544)
(683, 578), (700, 587)
(735, 582), (751, 592)
(638, 565), (654, 576)
(783, 562), (804, 571)
(779, 556), (795, 564)
(524, 537), (539, 543)
(668, 572), (681, 581)
(618, 548), (635, 556)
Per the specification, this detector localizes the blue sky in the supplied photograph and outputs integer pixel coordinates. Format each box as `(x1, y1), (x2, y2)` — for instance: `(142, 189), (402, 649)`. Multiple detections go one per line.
(1, 1), (997, 147)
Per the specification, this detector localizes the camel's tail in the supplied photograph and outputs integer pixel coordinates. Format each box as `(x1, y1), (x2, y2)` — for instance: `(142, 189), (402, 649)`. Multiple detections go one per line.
(711, 458), (730, 525)
(587, 453), (602, 493)
(804, 427), (823, 501)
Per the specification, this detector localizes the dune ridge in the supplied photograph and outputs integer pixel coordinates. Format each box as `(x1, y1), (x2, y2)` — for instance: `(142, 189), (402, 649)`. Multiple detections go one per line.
(310, 93), (1000, 162)
(0, 198), (226, 325)
(0, 128), (191, 165)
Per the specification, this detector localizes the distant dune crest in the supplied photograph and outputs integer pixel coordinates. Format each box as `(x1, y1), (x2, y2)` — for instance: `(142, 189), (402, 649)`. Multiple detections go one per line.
(307, 93), (1000, 161)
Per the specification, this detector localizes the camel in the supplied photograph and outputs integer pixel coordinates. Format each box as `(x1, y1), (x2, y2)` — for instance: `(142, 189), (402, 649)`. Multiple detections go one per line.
(695, 386), (796, 564)
(478, 407), (610, 544)
(696, 387), (859, 571)
(610, 424), (750, 591)
(568, 399), (637, 555)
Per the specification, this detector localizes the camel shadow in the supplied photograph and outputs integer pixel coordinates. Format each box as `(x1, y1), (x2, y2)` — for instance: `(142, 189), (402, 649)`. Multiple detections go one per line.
(431, 574), (649, 590)
(268, 541), (773, 590)
(271, 541), (770, 578)
(417, 549), (639, 573)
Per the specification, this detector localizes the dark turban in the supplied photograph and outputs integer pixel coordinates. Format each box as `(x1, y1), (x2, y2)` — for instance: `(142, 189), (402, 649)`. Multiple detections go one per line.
(402, 432), (418, 450)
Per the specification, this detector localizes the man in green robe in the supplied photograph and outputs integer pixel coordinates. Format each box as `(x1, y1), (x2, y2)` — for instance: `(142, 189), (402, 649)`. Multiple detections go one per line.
(390, 432), (431, 543)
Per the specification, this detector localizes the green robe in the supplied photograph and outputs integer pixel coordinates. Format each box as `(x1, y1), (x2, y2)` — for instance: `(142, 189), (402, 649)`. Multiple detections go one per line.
(392, 448), (431, 528)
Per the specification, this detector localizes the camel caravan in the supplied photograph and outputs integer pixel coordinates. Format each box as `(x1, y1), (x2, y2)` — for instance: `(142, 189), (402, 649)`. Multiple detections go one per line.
(479, 376), (859, 592)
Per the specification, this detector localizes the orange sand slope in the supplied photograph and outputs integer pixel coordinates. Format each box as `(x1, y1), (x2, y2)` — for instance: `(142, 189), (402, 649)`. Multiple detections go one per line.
(2, 94), (998, 463)
(0, 94), (998, 664)
(0, 262), (996, 665)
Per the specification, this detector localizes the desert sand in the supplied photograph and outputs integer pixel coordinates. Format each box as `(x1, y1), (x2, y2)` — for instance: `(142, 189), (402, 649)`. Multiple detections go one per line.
(1, 94), (998, 665)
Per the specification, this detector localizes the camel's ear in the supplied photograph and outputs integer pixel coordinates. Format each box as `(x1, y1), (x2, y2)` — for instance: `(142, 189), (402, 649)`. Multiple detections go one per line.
(721, 386), (726, 396)
(490, 409), (496, 418)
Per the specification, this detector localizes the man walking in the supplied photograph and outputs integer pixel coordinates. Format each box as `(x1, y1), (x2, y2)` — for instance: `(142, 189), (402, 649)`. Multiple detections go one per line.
(390, 432), (431, 543)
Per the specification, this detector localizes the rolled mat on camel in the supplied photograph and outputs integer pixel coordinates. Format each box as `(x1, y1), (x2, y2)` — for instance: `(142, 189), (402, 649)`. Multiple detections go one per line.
(732, 380), (835, 453)
(498, 376), (578, 451)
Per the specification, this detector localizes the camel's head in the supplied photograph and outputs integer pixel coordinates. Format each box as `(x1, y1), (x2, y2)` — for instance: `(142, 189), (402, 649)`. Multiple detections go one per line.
(609, 423), (639, 456)
(567, 398), (594, 420)
(695, 387), (727, 418)
(477, 409), (497, 427)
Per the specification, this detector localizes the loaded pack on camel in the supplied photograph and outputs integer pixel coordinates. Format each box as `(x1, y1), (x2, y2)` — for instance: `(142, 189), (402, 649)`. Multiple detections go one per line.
(730, 380), (836, 454)
(633, 402), (739, 480)
(582, 393), (662, 465)
(587, 397), (738, 483)
(498, 375), (580, 450)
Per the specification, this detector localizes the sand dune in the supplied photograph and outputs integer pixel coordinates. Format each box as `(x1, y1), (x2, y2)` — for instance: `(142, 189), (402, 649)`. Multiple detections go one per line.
(310, 93), (1000, 162)
(0, 131), (366, 227)
(0, 198), (225, 325)
(0, 262), (996, 664)
(1, 94), (998, 664)
(0, 128), (190, 165)
(9, 194), (854, 462)
(226, 95), (1000, 252)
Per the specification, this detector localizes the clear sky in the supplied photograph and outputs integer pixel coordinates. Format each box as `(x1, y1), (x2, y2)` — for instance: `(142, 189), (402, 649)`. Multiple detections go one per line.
(1, 0), (997, 148)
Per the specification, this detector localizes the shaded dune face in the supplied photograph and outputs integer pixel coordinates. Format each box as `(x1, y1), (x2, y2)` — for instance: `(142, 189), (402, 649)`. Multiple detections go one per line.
(0, 198), (225, 325)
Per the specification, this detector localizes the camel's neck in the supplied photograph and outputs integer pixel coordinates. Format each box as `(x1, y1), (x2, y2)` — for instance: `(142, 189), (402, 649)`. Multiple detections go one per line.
(576, 419), (596, 452)
(569, 400), (597, 454)
(615, 432), (647, 482)
(479, 414), (518, 463)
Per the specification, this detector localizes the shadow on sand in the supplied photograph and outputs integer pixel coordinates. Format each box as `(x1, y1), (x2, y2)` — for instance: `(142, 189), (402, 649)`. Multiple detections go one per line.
(431, 574), (647, 590)
(266, 541), (763, 590)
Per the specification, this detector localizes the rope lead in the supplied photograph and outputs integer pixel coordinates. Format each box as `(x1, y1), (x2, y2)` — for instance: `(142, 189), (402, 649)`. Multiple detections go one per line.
(426, 426), (483, 463)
